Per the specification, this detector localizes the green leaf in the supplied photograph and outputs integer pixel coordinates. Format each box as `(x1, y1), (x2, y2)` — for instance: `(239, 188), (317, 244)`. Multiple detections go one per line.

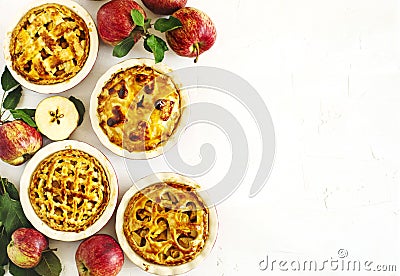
(9, 262), (39, 276)
(17, 109), (35, 117)
(0, 193), (31, 236)
(154, 16), (182, 33)
(143, 39), (153, 53)
(2, 178), (19, 200)
(68, 96), (85, 126)
(145, 35), (168, 63)
(34, 251), (61, 276)
(131, 9), (144, 27)
(10, 110), (37, 128)
(1, 67), (18, 91)
(113, 36), (135, 58)
(3, 85), (22, 110)
(0, 266), (5, 276)
(0, 226), (9, 266)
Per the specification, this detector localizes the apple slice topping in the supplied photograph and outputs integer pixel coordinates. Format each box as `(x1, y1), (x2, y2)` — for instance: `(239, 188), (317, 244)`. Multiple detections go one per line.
(154, 99), (174, 121)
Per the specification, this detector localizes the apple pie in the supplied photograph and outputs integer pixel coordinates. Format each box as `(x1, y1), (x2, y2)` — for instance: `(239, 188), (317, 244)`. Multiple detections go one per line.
(123, 182), (209, 266)
(96, 65), (181, 152)
(9, 3), (90, 84)
(28, 148), (110, 233)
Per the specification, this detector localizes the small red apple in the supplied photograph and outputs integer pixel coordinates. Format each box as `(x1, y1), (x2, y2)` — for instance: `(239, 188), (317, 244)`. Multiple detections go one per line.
(7, 228), (48, 269)
(166, 7), (217, 62)
(0, 120), (42, 166)
(97, 0), (147, 45)
(141, 0), (187, 15)
(75, 234), (124, 276)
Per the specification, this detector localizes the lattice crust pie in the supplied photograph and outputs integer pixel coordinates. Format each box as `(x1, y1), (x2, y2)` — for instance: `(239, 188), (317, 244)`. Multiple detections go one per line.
(9, 3), (90, 84)
(123, 182), (209, 266)
(28, 149), (110, 233)
(97, 65), (181, 152)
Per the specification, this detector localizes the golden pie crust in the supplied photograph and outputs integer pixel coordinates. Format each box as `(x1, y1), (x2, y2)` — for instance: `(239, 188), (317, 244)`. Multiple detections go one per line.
(97, 65), (181, 152)
(123, 182), (209, 266)
(9, 3), (90, 84)
(28, 149), (110, 233)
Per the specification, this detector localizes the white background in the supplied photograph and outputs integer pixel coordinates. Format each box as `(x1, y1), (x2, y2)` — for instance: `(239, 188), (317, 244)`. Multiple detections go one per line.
(1, 0), (399, 275)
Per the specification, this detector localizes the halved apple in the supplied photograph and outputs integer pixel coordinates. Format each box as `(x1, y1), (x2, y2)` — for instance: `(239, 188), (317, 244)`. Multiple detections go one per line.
(35, 96), (79, 141)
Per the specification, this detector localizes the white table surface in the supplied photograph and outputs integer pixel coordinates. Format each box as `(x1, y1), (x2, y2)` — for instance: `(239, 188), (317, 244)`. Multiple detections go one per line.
(1, 0), (399, 275)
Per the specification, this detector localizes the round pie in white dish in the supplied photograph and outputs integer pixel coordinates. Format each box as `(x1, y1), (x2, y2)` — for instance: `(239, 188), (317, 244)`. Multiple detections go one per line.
(20, 140), (118, 241)
(116, 172), (218, 275)
(90, 58), (189, 160)
(3, 0), (98, 94)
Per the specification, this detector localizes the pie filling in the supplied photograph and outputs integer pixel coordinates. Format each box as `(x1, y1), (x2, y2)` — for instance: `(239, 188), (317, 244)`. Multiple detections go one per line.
(9, 3), (90, 84)
(97, 65), (181, 152)
(29, 149), (110, 233)
(123, 182), (209, 266)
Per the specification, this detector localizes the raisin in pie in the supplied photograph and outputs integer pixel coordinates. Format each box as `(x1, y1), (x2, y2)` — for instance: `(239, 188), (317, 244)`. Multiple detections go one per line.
(9, 3), (90, 84)
(96, 64), (181, 152)
(123, 182), (209, 266)
(28, 148), (110, 233)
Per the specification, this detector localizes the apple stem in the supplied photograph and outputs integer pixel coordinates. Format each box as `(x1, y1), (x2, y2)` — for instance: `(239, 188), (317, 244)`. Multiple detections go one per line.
(43, 248), (58, 253)
(0, 179), (5, 195)
(0, 90), (6, 123)
(193, 43), (200, 63)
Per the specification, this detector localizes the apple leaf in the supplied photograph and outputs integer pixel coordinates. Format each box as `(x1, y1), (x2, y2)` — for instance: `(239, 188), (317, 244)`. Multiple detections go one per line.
(145, 35), (168, 63)
(9, 262), (39, 276)
(0, 226), (8, 266)
(113, 36), (135, 58)
(3, 85), (22, 110)
(1, 178), (19, 200)
(34, 251), (61, 276)
(0, 266), (4, 276)
(17, 109), (35, 117)
(68, 96), (85, 126)
(1, 67), (18, 92)
(154, 16), (182, 33)
(10, 110), (36, 128)
(143, 39), (153, 53)
(131, 9), (144, 27)
(0, 193), (32, 236)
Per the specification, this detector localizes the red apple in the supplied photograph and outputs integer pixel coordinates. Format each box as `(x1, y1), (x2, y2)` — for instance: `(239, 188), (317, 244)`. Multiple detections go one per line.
(7, 228), (48, 268)
(166, 7), (217, 62)
(75, 234), (124, 276)
(0, 120), (42, 166)
(97, 0), (147, 45)
(141, 0), (187, 15)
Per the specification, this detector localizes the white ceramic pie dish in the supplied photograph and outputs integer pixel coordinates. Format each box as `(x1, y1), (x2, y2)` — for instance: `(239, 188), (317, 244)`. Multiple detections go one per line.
(89, 58), (189, 160)
(115, 172), (218, 275)
(3, 0), (98, 94)
(20, 140), (118, 242)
